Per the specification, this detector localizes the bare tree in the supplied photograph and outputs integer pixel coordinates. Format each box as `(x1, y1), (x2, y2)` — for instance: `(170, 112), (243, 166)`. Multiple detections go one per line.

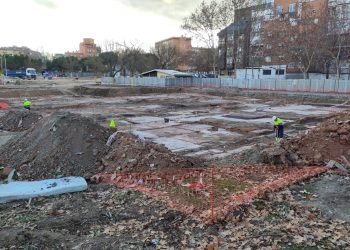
(182, 0), (236, 75)
(190, 47), (214, 73)
(151, 44), (178, 69)
(320, 0), (350, 79)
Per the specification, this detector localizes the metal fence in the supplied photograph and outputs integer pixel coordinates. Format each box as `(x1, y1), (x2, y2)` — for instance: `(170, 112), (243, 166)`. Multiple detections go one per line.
(102, 77), (350, 94)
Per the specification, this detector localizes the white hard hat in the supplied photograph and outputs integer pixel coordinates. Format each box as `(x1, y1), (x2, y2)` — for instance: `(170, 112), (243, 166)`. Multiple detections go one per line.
(272, 116), (277, 121)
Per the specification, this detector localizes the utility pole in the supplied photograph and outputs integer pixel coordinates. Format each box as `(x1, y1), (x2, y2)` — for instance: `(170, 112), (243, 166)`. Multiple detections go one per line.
(4, 55), (7, 77)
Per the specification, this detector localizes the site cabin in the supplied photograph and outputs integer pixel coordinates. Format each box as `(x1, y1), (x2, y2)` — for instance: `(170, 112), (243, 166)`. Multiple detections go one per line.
(236, 65), (287, 80)
(139, 69), (193, 78)
(5, 68), (37, 80)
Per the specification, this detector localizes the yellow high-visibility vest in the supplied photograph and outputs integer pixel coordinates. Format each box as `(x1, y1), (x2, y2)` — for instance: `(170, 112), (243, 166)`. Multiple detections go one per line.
(274, 117), (283, 126)
(109, 119), (116, 128)
(23, 100), (31, 107)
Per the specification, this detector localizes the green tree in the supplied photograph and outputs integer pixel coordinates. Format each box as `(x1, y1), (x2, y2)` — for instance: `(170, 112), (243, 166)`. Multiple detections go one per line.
(99, 52), (119, 76)
(81, 56), (104, 74)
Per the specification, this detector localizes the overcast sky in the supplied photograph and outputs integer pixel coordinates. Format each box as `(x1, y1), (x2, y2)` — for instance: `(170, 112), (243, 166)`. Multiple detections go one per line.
(1, 0), (201, 54)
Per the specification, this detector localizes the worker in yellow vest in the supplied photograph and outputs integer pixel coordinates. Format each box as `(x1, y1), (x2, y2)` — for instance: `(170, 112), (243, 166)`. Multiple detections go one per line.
(272, 116), (284, 142)
(109, 119), (116, 132)
(23, 98), (32, 110)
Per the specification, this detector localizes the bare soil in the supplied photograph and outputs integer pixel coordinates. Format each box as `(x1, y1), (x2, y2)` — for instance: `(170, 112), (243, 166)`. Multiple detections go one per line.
(102, 133), (204, 173)
(282, 112), (350, 165)
(0, 110), (42, 131)
(0, 112), (110, 180)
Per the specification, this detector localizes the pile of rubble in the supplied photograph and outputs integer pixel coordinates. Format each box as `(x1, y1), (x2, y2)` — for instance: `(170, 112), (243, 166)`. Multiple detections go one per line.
(102, 133), (204, 173)
(236, 112), (350, 166)
(0, 110), (42, 131)
(282, 112), (350, 165)
(0, 112), (204, 180)
(0, 112), (109, 180)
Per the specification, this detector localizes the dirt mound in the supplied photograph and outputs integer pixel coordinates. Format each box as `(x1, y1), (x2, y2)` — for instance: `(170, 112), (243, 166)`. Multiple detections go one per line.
(0, 110), (42, 131)
(235, 113), (350, 166)
(0, 112), (109, 180)
(102, 133), (204, 172)
(281, 112), (350, 165)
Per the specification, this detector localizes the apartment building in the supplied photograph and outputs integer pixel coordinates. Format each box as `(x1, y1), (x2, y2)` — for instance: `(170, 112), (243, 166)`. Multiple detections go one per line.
(65, 38), (99, 59)
(155, 37), (192, 71)
(0, 46), (42, 59)
(218, 3), (273, 76)
(218, 0), (350, 78)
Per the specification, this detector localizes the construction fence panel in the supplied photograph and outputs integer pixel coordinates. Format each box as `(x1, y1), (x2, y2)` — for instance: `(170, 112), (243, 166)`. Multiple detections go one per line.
(324, 79), (337, 93)
(296, 80), (311, 92)
(260, 79), (276, 90)
(234, 79), (245, 88)
(275, 79), (289, 91)
(337, 80), (350, 93)
(101, 77), (115, 85)
(220, 78), (234, 88)
(108, 77), (350, 94)
(140, 77), (166, 87)
(200, 78), (218, 88)
(310, 79), (326, 93)
(247, 79), (260, 90)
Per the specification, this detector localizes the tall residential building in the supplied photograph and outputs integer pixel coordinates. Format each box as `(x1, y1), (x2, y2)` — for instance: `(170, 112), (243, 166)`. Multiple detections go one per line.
(79, 38), (98, 57)
(65, 38), (99, 58)
(155, 37), (192, 71)
(218, 0), (350, 77)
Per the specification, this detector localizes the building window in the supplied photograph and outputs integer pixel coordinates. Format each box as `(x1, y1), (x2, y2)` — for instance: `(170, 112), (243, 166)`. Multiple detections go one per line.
(276, 69), (285, 75)
(289, 3), (295, 13)
(265, 56), (272, 62)
(276, 5), (283, 15)
(263, 69), (272, 75)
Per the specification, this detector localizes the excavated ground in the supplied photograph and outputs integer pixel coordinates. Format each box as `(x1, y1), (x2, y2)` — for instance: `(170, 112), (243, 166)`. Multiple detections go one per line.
(1, 78), (350, 248)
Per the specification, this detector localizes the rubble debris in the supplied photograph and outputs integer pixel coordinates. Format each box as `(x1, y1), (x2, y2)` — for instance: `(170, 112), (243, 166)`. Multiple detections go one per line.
(102, 132), (204, 173)
(0, 167), (16, 183)
(0, 112), (109, 180)
(236, 112), (350, 166)
(326, 160), (350, 173)
(0, 177), (87, 203)
(281, 112), (350, 165)
(0, 110), (42, 131)
(106, 131), (118, 146)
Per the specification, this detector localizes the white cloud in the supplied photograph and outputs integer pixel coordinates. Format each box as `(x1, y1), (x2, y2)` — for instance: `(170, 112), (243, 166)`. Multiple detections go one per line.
(1, 0), (200, 54)
(34, 0), (57, 9)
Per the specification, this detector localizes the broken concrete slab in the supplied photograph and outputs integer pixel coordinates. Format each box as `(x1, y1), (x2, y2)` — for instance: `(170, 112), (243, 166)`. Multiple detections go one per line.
(326, 160), (350, 173)
(152, 137), (202, 152)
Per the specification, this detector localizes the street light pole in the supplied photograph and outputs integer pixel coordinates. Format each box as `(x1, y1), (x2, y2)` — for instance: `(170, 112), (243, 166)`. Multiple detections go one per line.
(4, 55), (7, 77)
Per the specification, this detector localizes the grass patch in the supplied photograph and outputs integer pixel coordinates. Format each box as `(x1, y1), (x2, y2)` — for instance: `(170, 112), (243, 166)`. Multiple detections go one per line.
(151, 178), (252, 209)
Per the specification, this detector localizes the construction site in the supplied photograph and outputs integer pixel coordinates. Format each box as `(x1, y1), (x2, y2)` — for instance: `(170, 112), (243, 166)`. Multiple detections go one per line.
(1, 78), (350, 249)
